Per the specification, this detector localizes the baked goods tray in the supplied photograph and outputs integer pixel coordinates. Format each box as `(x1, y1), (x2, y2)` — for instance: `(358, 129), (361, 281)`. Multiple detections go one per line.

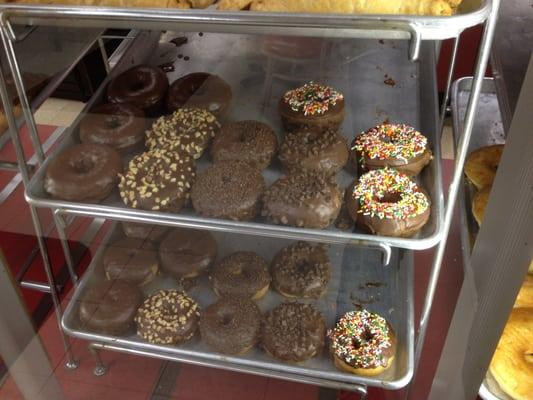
(61, 222), (414, 390)
(1, 0), (490, 42)
(450, 77), (506, 400)
(25, 30), (445, 251)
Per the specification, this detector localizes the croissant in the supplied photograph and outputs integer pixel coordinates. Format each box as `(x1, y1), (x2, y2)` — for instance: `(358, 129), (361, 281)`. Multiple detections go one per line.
(0, 0), (216, 8)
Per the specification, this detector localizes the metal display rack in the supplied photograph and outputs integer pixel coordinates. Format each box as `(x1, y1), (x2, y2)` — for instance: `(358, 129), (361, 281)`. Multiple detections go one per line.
(0, 0), (502, 397)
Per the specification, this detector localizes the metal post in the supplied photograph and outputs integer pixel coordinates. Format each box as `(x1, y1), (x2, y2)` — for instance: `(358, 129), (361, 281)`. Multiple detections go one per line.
(439, 36), (461, 134)
(89, 343), (108, 377)
(410, 0), (502, 395)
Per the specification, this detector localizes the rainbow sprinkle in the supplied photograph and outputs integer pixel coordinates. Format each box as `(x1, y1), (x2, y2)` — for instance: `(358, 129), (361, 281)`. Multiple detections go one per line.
(352, 168), (429, 220)
(283, 82), (343, 116)
(353, 124), (428, 165)
(328, 310), (393, 369)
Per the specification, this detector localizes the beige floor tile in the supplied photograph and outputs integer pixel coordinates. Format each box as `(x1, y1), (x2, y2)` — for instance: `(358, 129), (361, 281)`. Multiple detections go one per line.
(34, 98), (84, 126)
(441, 123), (455, 160)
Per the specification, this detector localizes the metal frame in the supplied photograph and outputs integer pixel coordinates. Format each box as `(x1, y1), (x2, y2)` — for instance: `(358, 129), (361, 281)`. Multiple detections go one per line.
(0, 0), (502, 396)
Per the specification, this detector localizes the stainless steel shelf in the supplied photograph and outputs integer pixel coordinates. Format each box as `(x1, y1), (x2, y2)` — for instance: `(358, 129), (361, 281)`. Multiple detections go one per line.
(62, 222), (414, 390)
(25, 31), (444, 251)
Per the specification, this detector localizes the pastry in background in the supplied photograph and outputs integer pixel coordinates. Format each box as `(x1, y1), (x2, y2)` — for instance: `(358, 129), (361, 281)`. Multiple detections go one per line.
(514, 274), (533, 309)
(472, 185), (491, 226)
(465, 144), (504, 190)
(0, 0), (216, 8)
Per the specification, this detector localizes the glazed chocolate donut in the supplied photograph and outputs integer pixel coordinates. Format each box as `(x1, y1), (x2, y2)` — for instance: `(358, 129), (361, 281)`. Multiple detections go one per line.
(271, 242), (331, 299)
(199, 296), (261, 355)
(135, 290), (200, 345)
(191, 160), (265, 221)
(262, 171), (342, 229)
(262, 302), (326, 363)
(279, 82), (345, 132)
(79, 280), (142, 335)
(107, 65), (168, 114)
(145, 108), (220, 159)
(159, 228), (217, 278)
(121, 221), (169, 243)
(279, 129), (348, 175)
(119, 149), (196, 212)
(103, 238), (159, 286)
(211, 252), (271, 300)
(210, 120), (278, 170)
(350, 124), (432, 176)
(329, 310), (397, 376)
(166, 72), (233, 118)
(44, 143), (122, 202)
(346, 168), (431, 237)
(79, 103), (146, 154)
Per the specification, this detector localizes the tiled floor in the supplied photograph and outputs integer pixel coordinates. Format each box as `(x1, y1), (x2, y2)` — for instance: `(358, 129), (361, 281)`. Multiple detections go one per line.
(33, 98), (85, 127)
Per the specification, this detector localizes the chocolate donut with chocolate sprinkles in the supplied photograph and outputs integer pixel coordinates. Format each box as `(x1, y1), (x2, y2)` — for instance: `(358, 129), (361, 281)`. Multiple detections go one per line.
(210, 120), (278, 170)
(279, 129), (348, 175)
(262, 171), (342, 229)
(145, 108), (220, 159)
(119, 149), (195, 212)
(191, 160), (265, 221)
(271, 242), (331, 299)
(200, 296), (261, 355)
(135, 290), (200, 345)
(261, 302), (326, 363)
(211, 251), (271, 300)
(121, 221), (169, 243)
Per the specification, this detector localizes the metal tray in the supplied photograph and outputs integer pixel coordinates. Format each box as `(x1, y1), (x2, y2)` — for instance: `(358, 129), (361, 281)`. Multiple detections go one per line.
(25, 31), (444, 251)
(0, 0), (490, 44)
(450, 77), (506, 400)
(62, 222), (414, 390)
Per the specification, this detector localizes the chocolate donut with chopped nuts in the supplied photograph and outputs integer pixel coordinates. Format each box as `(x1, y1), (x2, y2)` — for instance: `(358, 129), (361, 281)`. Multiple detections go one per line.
(191, 160), (265, 221)
(262, 302), (326, 363)
(211, 251), (271, 300)
(119, 148), (195, 212)
(135, 290), (200, 345)
(262, 171), (342, 229)
(271, 242), (331, 299)
(279, 129), (348, 175)
(210, 120), (278, 170)
(200, 296), (261, 355)
(145, 108), (220, 159)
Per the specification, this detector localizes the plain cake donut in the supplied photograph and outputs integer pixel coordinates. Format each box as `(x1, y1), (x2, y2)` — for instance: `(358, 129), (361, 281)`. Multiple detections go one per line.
(465, 144), (504, 190)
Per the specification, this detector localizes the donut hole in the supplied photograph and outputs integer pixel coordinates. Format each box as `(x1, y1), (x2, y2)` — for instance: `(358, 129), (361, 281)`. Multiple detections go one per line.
(295, 261), (313, 275)
(222, 175), (233, 185)
(219, 312), (234, 327)
(105, 116), (123, 129)
(353, 328), (374, 348)
(376, 191), (402, 204)
(70, 157), (95, 174)
(379, 135), (395, 144)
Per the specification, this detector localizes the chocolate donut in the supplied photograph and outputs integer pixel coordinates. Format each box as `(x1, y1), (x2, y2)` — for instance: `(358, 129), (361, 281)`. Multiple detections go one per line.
(271, 242), (331, 299)
(199, 296), (261, 355)
(145, 108), (220, 159)
(166, 72), (233, 118)
(191, 160), (265, 221)
(79, 103), (146, 154)
(262, 302), (326, 363)
(329, 310), (397, 376)
(350, 124), (432, 176)
(279, 82), (345, 132)
(103, 238), (159, 286)
(210, 120), (278, 170)
(79, 280), (142, 335)
(121, 221), (169, 243)
(119, 149), (195, 212)
(279, 129), (348, 175)
(135, 290), (200, 345)
(44, 143), (122, 202)
(262, 171), (342, 229)
(159, 228), (217, 278)
(346, 168), (431, 237)
(211, 252), (271, 300)
(107, 65), (168, 114)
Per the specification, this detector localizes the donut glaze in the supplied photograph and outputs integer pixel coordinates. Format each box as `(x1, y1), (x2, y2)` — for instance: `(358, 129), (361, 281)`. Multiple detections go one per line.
(271, 242), (331, 299)
(121, 221), (168, 242)
(262, 302), (326, 363)
(79, 280), (142, 336)
(135, 290), (200, 345)
(159, 228), (217, 278)
(103, 238), (159, 286)
(44, 143), (122, 202)
(211, 252), (271, 300)
(107, 65), (168, 114)
(211, 120), (278, 170)
(200, 296), (261, 355)
(166, 72), (232, 118)
(79, 103), (146, 154)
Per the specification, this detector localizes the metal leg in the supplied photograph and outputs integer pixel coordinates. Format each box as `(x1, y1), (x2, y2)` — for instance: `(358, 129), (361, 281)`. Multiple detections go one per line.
(98, 37), (111, 74)
(53, 211), (79, 285)
(409, 0), (502, 397)
(89, 343), (108, 376)
(439, 36), (461, 134)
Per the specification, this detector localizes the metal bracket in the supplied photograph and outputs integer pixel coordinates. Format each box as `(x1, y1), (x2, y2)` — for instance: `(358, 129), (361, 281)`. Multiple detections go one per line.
(408, 24), (422, 62)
